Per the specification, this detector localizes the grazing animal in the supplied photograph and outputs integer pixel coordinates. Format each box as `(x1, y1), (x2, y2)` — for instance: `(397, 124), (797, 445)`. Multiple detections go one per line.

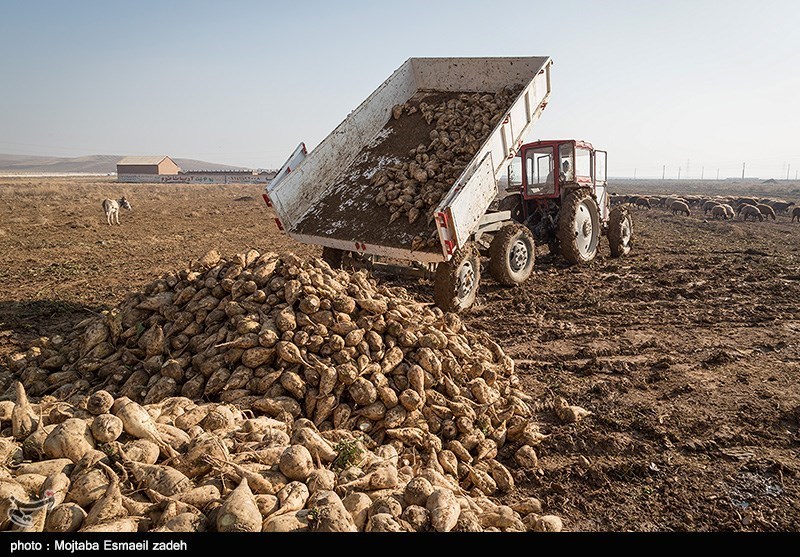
(721, 204), (736, 219)
(634, 196), (651, 210)
(736, 201), (757, 215)
(102, 197), (132, 225)
(735, 197), (759, 207)
(711, 205), (729, 220)
(670, 200), (690, 216)
(739, 204), (763, 222)
(685, 195), (703, 207)
(737, 199), (758, 210)
(703, 201), (721, 215)
(611, 194), (632, 207)
(792, 207), (800, 223)
(771, 201), (796, 214)
(667, 196), (688, 209)
(756, 203), (776, 221)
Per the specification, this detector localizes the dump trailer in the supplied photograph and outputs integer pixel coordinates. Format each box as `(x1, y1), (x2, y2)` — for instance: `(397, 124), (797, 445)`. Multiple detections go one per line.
(265, 56), (632, 311)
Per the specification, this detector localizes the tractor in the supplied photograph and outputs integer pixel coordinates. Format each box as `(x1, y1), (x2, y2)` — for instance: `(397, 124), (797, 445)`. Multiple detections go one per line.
(482, 139), (633, 288)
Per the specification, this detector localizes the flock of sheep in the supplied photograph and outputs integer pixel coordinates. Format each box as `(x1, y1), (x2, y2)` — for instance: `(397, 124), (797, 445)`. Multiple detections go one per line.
(612, 194), (800, 223)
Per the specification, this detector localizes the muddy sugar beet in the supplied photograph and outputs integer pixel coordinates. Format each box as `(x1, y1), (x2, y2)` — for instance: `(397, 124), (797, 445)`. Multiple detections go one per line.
(378, 87), (522, 248)
(0, 249), (580, 532)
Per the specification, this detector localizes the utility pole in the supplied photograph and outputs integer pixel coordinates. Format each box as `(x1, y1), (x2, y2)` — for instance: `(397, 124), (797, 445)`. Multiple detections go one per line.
(662, 165), (665, 180)
(788, 164), (791, 180)
(717, 168), (720, 180)
(742, 162), (745, 180)
(701, 166), (704, 181)
(678, 167), (681, 180)
(634, 168), (637, 179)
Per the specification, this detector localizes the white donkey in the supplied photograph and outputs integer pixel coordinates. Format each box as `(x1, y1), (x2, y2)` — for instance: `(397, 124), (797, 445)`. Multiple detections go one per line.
(102, 196), (132, 225)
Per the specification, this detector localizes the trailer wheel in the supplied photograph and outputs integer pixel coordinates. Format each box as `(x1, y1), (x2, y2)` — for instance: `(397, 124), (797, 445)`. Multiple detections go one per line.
(488, 224), (535, 286)
(433, 244), (480, 313)
(557, 189), (601, 264)
(321, 247), (345, 269)
(608, 206), (633, 257)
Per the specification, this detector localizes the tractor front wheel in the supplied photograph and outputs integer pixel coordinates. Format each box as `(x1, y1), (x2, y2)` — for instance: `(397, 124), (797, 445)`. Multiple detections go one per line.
(557, 189), (601, 264)
(608, 206), (633, 257)
(488, 224), (536, 286)
(433, 244), (481, 313)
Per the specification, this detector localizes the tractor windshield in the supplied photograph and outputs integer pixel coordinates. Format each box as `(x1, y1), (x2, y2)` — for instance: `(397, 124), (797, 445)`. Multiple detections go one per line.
(525, 146), (555, 196)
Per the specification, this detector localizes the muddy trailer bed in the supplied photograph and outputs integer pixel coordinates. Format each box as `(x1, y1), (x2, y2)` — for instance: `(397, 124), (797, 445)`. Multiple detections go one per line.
(266, 56), (552, 264)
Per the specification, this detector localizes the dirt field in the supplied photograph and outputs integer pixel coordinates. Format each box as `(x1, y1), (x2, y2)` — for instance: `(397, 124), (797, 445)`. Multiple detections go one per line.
(1, 176), (799, 531)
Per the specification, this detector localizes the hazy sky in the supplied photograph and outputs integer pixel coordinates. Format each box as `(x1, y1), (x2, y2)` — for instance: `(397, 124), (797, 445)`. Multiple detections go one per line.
(1, 0), (798, 178)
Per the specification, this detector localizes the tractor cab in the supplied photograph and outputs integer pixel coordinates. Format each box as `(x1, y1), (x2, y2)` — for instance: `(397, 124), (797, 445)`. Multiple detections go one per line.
(508, 139), (609, 221)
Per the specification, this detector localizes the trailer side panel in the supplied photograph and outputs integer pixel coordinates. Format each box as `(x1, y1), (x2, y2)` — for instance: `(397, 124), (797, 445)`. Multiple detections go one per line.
(267, 60), (417, 225)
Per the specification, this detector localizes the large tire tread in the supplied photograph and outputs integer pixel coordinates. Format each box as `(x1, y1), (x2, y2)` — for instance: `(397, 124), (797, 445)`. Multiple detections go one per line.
(488, 224), (535, 286)
(557, 188), (598, 264)
(433, 244), (480, 313)
(608, 206), (633, 258)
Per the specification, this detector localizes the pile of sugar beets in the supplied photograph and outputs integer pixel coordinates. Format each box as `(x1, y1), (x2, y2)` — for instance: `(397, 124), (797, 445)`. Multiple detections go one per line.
(0, 250), (589, 532)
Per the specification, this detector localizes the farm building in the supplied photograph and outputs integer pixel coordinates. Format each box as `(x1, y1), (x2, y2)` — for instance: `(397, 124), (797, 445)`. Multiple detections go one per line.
(176, 169), (277, 184)
(116, 156), (181, 182)
(116, 155), (275, 184)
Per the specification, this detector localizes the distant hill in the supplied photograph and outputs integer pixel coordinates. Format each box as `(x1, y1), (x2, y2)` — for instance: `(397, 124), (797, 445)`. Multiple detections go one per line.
(0, 154), (252, 174)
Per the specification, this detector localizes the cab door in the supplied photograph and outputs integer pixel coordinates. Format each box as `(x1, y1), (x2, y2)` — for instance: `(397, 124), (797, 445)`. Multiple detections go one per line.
(593, 150), (609, 221)
(521, 145), (557, 199)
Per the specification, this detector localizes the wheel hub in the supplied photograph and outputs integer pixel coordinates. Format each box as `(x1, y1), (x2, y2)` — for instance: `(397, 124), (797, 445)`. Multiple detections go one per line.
(621, 217), (632, 244)
(509, 240), (529, 272)
(457, 261), (475, 299)
(581, 219), (592, 238)
(572, 199), (600, 258)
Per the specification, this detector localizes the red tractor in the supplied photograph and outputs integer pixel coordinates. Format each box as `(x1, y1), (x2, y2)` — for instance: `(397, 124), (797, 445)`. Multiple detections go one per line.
(484, 139), (633, 286)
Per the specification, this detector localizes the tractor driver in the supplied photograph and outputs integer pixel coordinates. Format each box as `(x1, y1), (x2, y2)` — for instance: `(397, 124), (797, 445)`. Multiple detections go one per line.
(546, 159), (573, 185)
(559, 159), (573, 183)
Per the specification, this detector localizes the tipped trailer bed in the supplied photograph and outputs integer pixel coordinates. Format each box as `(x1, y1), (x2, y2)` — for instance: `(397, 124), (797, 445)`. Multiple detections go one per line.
(265, 56), (553, 265)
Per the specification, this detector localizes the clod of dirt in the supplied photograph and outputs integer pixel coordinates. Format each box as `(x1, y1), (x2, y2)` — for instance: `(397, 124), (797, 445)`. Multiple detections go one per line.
(702, 350), (742, 367)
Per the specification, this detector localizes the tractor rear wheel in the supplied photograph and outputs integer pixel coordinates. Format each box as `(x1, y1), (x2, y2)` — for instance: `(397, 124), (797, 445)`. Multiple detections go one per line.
(608, 206), (633, 257)
(488, 224), (536, 286)
(557, 189), (601, 264)
(433, 243), (481, 313)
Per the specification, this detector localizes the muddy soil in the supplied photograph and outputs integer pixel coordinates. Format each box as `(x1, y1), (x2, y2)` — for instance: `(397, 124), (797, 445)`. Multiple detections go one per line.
(1, 176), (799, 531)
(0, 177), (314, 356)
